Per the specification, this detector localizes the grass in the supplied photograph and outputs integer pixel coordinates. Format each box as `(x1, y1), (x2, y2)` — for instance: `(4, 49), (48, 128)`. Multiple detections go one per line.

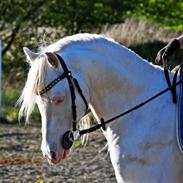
(100, 18), (183, 65)
(100, 18), (181, 46)
(73, 139), (82, 148)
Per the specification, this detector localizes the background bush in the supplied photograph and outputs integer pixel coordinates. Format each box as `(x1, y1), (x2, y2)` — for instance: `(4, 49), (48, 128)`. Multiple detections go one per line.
(1, 0), (183, 122)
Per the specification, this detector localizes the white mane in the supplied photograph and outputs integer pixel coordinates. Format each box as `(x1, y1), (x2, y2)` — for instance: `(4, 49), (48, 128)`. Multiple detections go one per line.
(18, 55), (48, 122)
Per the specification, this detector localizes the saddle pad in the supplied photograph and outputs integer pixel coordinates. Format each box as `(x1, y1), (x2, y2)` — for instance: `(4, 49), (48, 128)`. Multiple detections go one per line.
(177, 66), (183, 153)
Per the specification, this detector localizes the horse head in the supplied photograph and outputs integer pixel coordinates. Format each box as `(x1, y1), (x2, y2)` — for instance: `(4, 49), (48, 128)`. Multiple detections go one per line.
(20, 48), (90, 164)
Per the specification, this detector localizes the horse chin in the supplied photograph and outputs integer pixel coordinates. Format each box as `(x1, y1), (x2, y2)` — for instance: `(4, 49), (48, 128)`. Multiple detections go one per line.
(48, 157), (62, 165)
(48, 149), (70, 165)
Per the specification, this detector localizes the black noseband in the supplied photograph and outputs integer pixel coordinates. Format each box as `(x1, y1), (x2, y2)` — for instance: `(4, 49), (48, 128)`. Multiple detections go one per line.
(62, 131), (74, 150)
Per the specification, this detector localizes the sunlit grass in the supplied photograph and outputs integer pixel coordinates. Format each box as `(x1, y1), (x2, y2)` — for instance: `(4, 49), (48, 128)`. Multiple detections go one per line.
(73, 139), (82, 148)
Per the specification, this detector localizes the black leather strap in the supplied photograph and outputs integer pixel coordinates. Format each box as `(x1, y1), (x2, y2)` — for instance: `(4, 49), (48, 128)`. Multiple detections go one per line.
(164, 68), (177, 104)
(56, 54), (77, 131)
(79, 65), (183, 136)
(73, 78), (89, 115)
(55, 54), (89, 131)
(39, 72), (69, 95)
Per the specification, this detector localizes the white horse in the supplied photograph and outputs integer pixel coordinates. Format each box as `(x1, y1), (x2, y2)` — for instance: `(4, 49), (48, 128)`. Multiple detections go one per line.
(18, 33), (183, 183)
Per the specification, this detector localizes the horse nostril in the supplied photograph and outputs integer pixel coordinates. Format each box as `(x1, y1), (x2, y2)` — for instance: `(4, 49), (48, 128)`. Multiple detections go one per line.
(50, 151), (56, 160)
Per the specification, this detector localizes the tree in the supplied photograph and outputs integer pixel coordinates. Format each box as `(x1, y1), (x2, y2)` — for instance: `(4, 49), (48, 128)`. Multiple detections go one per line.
(2, 0), (182, 77)
(0, 0), (140, 60)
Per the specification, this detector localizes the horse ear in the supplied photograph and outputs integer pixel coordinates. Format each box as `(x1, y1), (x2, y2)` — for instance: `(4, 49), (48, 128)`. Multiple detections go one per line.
(23, 47), (39, 64)
(45, 52), (58, 68)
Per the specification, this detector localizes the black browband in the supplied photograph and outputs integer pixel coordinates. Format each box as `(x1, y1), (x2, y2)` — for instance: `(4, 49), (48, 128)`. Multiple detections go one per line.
(39, 53), (183, 150)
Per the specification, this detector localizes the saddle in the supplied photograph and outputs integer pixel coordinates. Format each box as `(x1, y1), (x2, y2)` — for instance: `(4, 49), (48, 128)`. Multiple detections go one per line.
(177, 65), (183, 153)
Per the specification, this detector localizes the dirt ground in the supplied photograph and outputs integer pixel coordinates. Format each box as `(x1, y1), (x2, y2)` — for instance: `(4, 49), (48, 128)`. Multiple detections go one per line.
(0, 122), (116, 183)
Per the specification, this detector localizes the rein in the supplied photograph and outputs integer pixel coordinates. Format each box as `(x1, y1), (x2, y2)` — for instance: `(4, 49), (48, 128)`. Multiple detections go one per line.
(39, 53), (183, 149)
(80, 65), (183, 135)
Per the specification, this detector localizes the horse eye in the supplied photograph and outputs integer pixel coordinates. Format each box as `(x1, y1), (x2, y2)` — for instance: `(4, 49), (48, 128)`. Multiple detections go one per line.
(51, 61), (55, 66)
(51, 96), (65, 105)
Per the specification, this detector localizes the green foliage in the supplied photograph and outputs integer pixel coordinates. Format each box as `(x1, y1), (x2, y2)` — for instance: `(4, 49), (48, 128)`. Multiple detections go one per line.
(1, 0), (183, 122)
(73, 139), (82, 148)
(1, 0), (182, 70)
(39, 0), (140, 33)
(133, 0), (183, 31)
(1, 0), (141, 81)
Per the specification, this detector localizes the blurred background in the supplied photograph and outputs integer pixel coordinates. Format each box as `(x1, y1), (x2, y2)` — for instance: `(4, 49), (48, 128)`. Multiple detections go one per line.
(1, 0), (183, 123)
(0, 0), (183, 182)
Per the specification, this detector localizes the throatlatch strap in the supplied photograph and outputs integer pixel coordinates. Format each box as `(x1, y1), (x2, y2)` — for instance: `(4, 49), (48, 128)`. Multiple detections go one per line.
(73, 78), (89, 114)
(100, 118), (106, 130)
(56, 53), (89, 115)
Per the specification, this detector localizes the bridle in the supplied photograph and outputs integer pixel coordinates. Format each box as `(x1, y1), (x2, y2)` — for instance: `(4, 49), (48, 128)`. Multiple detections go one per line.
(39, 53), (89, 150)
(39, 52), (183, 150)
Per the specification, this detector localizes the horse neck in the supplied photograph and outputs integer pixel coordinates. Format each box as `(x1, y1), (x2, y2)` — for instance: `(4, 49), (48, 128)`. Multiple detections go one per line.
(81, 47), (178, 167)
(63, 43), (174, 134)
(82, 48), (170, 123)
